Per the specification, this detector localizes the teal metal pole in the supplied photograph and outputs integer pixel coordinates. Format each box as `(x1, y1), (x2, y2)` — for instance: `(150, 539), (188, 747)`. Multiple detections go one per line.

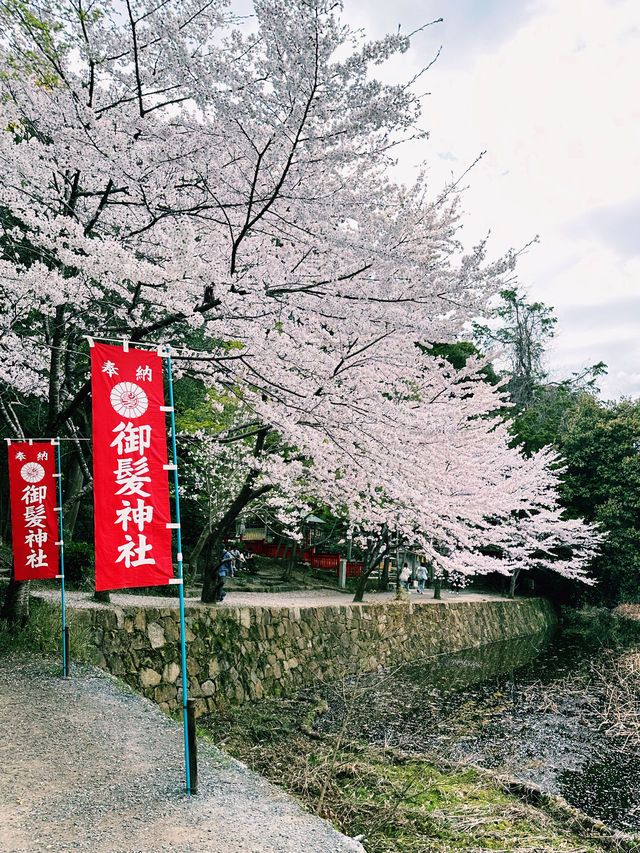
(54, 439), (68, 677)
(165, 346), (192, 794)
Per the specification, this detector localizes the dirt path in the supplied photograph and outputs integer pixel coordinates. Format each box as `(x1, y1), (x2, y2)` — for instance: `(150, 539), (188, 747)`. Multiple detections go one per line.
(0, 657), (365, 853)
(33, 587), (504, 611)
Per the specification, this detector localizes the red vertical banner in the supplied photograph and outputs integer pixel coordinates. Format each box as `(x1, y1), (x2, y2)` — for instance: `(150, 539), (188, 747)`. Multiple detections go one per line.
(8, 441), (60, 581)
(90, 342), (173, 591)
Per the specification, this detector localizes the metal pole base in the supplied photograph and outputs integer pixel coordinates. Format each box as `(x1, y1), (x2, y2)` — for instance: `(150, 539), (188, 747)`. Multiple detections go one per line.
(63, 626), (70, 677)
(186, 699), (198, 794)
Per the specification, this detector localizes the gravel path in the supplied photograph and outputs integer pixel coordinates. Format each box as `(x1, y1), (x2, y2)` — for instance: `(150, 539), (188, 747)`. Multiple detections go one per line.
(33, 587), (502, 611)
(0, 657), (365, 853)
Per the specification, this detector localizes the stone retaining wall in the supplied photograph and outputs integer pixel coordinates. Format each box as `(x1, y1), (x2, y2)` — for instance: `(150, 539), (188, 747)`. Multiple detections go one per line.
(62, 597), (556, 715)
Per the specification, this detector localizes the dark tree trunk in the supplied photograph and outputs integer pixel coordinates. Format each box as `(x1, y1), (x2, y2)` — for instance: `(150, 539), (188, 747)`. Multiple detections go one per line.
(200, 479), (273, 602)
(200, 427), (272, 603)
(201, 498), (246, 603)
(377, 557), (390, 592)
(274, 534), (284, 560)
(189, 519), (213, 582)
(353, 570), (368, 603)
(352, 537), (387, 603)
(93, 590), (111, 603)
(201, 535), (224, 603)
(509, 568), (520, 599)
(0, 458), (9, 544)
(354, 551), (377, 603)
(63, 456), (84, 537)
(0, 406), (28, 627)
(1, 569), (30, 626)
(433, 576), (442, 600)
(46, 305), (66, 435)
(282, 543), (297, 581)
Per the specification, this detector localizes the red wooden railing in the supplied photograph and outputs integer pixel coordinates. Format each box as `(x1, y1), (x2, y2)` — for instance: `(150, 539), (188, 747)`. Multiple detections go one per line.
(242, 540), (313, 562)
(346, 561), (364, 578)
(311, 553), (340, 570)
(237, 540), (363, 578)
(311, 555), (364, 578)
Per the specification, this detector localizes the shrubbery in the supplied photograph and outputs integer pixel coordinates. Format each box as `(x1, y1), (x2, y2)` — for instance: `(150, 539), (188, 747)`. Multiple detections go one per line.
(62, 542), (95, 590)
(560, 605), (640, 649)
(0, 598), (63, 657)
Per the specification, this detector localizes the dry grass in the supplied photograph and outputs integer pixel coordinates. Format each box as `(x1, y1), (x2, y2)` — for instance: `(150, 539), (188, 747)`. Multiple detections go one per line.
(614, 605), (640, 624)
(198, 694), (635, 852)
(591, 650), (640, 753)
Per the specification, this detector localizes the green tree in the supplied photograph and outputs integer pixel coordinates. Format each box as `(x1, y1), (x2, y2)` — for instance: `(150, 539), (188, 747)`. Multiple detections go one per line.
(511, 384), (585, 456)
(427, 341), (501, 385)
(473, 287), (557, 409)
(559, 397), (640, 604)
(473, 288), (624, 600)
(511, 390), (640, 604)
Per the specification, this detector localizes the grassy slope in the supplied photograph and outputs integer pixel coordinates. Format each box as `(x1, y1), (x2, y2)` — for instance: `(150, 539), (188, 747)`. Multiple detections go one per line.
(198, 696), (630, 853)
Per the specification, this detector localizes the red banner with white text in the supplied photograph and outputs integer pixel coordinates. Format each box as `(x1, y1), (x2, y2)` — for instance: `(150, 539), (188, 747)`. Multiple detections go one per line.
(90, 342), (173, 591)
(8, 441), (60, 581)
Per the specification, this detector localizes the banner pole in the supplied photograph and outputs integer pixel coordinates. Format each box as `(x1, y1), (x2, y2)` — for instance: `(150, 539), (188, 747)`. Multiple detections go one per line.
(54, 440), (68, 677)
(165, 346), (192, 795)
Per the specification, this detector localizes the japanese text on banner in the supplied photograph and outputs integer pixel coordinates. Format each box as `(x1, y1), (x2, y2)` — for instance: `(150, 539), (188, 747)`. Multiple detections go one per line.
(91, 343), (173, 591)
(8, 443), (59, 581)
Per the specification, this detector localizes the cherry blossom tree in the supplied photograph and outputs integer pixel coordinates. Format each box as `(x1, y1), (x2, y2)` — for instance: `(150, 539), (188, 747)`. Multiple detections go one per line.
(0, 0), (599, 617)
(0, 0), (506, 604)
(181, 346), (602, 602)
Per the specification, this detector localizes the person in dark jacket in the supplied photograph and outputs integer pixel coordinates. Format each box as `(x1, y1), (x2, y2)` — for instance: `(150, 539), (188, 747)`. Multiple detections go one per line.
(215, 548), (234, 602)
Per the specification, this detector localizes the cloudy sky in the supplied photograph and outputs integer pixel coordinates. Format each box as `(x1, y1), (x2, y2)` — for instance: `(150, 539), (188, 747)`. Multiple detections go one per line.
(338, 0), (639, 400)
(233, 1), (638, 399)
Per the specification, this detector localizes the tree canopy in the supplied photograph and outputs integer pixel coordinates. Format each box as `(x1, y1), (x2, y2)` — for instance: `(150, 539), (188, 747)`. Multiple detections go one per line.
(0, 0), (602, 612)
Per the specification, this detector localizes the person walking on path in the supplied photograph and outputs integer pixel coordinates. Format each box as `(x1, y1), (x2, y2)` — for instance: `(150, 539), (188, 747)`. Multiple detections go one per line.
(215, 548), (234, 602)
(416, 564), (428, 594)
(399, 563), (411, 592)
(232, 547), (246, 573)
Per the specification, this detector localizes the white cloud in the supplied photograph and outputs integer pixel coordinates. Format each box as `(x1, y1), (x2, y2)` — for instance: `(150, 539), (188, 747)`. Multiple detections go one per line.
(340, 0), (640, 399)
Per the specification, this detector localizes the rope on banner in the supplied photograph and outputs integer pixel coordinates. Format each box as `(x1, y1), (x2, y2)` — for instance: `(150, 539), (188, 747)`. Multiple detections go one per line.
(165, 344), (197, 795)
(5, 437), (92, 443)
(83, 333), (163, 352)
(82, 333), (243, 363)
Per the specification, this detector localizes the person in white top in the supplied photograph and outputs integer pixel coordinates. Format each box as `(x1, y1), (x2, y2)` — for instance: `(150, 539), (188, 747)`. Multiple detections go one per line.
(416, 565), (428, 594)
(399, 563), (411, 592)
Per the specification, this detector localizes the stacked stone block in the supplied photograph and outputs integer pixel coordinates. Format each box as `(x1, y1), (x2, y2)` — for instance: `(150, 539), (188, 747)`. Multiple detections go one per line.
(62, 598), (556, 715)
